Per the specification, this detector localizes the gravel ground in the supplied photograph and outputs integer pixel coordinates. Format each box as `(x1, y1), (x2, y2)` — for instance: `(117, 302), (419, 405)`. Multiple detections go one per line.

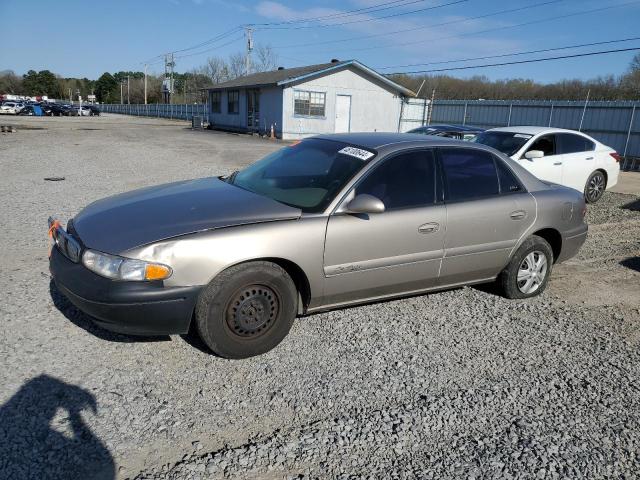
(0, 114), (639, 480)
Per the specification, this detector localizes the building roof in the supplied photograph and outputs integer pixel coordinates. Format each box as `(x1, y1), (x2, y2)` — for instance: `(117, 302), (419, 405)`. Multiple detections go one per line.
(204, 60), (415, 97)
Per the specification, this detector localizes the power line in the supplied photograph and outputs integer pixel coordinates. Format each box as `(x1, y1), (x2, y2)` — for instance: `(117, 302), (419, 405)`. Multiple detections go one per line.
(255, 0), (468, 30)
(141, 26), (244, 65)
(174, 35), (245, 60)
(273, 0), (563, 49)
(377, 35), (640, 69)
(310, 0), (640, 54)
(250, 0), (436, 26)
(388, 47), (640, 75)
(173, 26), (244, 54)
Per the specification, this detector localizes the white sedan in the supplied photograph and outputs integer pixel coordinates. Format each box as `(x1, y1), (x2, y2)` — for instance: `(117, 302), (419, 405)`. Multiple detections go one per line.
(0, 102), (23, 115)
(475, 127), (619, 203)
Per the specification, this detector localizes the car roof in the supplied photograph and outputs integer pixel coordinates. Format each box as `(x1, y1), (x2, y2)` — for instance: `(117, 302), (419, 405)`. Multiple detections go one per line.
(412, 124), (483, 132)
(315, 132), (477, 149)
(487, 126), (591, 135)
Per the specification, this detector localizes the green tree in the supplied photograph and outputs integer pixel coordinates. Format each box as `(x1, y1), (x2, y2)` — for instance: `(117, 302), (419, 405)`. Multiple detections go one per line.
(94, 72), (118, 103)
(22, 70), (61, 97)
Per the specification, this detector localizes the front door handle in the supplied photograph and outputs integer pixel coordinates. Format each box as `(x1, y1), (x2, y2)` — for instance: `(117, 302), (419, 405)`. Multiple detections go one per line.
(553, 161), (562, 165)
(510, 210), (527, 220)
(418, 222), (440, 234)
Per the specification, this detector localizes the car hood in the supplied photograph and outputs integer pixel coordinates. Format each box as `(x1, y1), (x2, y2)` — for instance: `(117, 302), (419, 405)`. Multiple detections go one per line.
(72, 177), (302, 254)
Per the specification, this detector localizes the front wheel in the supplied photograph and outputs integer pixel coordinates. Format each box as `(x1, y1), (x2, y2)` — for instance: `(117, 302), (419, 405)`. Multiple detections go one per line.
(499, 235), (553, 299)
(584, 170), (606, 203)
(195, 261), (297, 359)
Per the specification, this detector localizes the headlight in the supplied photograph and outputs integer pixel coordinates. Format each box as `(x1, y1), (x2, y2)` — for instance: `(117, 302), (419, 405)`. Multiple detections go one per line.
(82, 250), (172, 281)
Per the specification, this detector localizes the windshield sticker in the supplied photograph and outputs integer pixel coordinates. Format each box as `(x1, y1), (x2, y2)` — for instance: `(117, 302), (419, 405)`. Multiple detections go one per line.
(514, 134), (533, 139)
(339, 147), (375, 161)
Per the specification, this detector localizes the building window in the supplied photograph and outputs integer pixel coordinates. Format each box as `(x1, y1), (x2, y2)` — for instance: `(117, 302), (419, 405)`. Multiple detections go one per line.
(228, 90), (239, 114)
(294, 90), (326, 117)
(211, 91), (221, 113)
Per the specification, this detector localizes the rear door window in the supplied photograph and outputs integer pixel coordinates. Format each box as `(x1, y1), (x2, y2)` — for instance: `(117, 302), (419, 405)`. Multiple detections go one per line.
(557, 133), (595, 154)
(439, 148), (500, 201)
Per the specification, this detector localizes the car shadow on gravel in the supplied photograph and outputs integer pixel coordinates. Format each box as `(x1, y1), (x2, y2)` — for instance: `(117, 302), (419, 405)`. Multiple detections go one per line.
(49, 280), (171, 344)
(621, 198), (640, 211)
(620, 257), (640, 272)
(0, 374), (115, 480)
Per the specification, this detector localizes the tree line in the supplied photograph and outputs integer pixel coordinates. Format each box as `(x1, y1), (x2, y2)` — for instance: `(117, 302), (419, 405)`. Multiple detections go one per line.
(390, 53), (640, 101)
(2, 50), (638, 103)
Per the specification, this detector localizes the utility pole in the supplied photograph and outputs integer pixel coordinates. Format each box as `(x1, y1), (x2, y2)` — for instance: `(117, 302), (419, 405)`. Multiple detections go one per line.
(426, 88), (436, 125)
(120, 81), (124, 105)
(127, 75), (130, 104)
(579, 89), (590, 131)
(68, 87), (72, 104)
(245, 26), (253, 75)
(144, 64), (148, 105)
(164, 53), (175, 104)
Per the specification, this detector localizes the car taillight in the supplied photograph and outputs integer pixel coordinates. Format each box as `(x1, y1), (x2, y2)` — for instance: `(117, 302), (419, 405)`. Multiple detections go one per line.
(610, 152), (621, 162)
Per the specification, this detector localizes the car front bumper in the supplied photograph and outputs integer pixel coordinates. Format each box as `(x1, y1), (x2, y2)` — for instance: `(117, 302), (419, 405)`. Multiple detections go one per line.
(50, 246), (201, 335)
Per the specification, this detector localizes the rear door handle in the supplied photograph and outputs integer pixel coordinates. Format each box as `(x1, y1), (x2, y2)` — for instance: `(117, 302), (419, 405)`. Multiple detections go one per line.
(418, 222), (440, 234)
(585, 156), (594, 160)
(553, 162), (562, 165)
(510, 210), (527, 220)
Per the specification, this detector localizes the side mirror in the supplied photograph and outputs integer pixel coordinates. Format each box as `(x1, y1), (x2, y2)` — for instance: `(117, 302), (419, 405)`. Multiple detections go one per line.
(346, 194), (385, 214)
(524, 150), (544, 160)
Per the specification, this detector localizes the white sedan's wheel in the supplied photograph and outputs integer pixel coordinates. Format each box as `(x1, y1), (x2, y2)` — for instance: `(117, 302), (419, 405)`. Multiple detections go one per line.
(585, 171), (606, 203)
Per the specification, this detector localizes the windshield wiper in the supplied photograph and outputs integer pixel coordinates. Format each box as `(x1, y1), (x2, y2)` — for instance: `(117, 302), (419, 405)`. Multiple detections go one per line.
(226, 170), (239, 185)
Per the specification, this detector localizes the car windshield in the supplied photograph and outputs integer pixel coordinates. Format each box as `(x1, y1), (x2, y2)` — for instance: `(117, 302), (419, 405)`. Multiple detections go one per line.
(230, 138), (375, 212)
(474, 131), (532, 156)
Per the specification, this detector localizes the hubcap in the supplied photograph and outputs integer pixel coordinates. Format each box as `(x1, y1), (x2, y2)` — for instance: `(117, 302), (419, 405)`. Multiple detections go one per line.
(517, 250), (548, 294)
(226, 285), (279, 338)
(587, 174), (605, 201)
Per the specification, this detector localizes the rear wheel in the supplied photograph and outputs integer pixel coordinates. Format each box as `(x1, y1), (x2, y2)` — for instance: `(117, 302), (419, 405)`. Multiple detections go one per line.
(195, 261), (297, 359)
(499, 235), (553, 299)
(584, 170), (606, 203)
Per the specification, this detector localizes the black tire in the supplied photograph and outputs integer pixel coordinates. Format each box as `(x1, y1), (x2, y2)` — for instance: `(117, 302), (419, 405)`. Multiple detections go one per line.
(195, 261), (297, 359)
(584, 170), (606, 204)
(499, 235), (553, 299)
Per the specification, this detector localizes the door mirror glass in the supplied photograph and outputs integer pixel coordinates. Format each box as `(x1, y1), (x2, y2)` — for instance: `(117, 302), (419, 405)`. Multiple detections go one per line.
(524, 150), (544, 160)
(346, 194), (385, 214)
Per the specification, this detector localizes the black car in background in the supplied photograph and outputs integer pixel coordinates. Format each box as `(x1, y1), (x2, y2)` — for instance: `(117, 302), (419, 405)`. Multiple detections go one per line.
(46, 104), (70, 116)
(408, 124), (485, 141)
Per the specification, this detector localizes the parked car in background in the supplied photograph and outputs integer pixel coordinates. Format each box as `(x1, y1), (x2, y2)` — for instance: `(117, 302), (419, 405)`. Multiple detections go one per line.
(73, 106), (92, 116)
(408, 124), (484, 141)
(18, 105), (44, 116)
(474, 127), (619, 203)
(47, 104), (69, 116)
(40, 103), (54, 116)
(0, 102), (24, 114)
(85, 104), (100, 116)
(49, 133), (587, 358)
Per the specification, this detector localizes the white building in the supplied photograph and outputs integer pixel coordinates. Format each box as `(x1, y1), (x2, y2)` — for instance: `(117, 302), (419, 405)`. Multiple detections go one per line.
(204, 59), (415, 140)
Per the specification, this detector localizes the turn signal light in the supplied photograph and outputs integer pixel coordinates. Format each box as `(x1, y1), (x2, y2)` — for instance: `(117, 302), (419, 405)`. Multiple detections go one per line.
(145, 264), (172, 281)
